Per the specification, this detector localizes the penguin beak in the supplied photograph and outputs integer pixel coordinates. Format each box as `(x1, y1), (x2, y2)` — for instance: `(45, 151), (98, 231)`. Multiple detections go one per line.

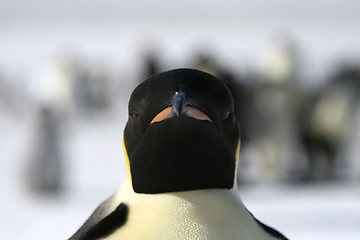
(150, 92), (212, 125)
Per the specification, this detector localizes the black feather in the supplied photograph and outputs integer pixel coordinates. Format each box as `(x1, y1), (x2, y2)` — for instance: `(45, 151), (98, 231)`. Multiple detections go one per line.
(70, 203), (128, 240)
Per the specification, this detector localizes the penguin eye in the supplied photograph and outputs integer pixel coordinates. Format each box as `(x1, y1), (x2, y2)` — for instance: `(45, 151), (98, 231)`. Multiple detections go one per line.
(222, 110), (230, 120)
(130, 112), (139, 120)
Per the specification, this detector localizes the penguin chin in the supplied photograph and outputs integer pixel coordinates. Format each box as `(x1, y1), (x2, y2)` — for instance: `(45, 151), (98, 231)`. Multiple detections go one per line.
(129, 116), (235, 194)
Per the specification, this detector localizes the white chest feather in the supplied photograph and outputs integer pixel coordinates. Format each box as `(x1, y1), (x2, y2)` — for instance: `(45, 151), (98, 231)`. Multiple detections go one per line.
(105, 183), (275, 240)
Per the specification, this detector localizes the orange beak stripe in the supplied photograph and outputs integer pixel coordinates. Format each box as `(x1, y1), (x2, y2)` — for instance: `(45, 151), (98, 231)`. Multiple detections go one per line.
(150, 106), (212, 125)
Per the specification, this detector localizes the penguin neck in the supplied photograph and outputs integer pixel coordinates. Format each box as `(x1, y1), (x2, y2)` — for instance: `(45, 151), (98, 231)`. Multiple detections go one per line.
(120, 169), (241, 200)
(122, 138), (241, 191)
(116, 174), (243, 208)
(121, 138), (242, 199)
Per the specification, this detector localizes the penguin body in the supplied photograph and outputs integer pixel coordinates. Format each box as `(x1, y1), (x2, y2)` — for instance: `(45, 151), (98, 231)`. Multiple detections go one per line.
(69, 69), (287, 240)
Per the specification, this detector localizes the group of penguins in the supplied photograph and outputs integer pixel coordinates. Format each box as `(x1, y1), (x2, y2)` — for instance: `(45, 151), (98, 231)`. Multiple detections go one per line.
(68, 69), (288, 239)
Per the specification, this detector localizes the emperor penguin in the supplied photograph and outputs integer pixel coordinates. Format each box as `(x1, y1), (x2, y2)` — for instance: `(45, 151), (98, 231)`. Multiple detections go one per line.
(69, 68), (288, 240)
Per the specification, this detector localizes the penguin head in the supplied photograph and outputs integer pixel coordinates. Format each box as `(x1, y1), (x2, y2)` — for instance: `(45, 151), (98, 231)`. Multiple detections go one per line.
(124, 68), (240, 194)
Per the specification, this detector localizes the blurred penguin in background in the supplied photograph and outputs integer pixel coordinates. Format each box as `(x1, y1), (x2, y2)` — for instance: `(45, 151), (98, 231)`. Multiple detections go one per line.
(301, 63), (360, 181)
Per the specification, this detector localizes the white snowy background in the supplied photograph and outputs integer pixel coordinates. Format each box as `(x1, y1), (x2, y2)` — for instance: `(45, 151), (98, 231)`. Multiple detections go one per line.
(1, 1), (360, 239)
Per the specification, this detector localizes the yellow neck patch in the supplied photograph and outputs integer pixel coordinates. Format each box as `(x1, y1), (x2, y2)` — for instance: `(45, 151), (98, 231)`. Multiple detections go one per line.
(122, 135), (132, 186)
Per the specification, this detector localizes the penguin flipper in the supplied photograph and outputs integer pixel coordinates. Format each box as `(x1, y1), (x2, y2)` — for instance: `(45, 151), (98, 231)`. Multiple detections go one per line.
(246, 209), (288, 240)
(254, 218), (289, 240)
(69, 195), (128, 240)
